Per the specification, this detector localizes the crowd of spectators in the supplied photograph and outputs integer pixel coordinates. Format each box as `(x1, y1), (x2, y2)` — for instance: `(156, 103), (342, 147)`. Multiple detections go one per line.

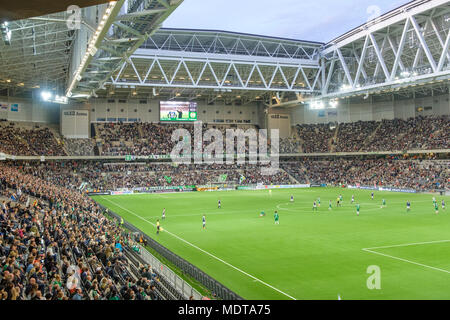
(0, 116), (447, 157)
(287, 158), (449, 191)
(5, 157), (447, 193)
(294, 123), (336, 153)
(63, 139), (96, 156)
(0, 123), (66, 156)
(10, 161), (292, 191)
(280, 138), (302, 154)
(334, 121), (379, 152)
(361, 115), (450, 151)
(280, 163), (309, 184)
(291, 115), (449, 154)
(0, 163), (171, 300)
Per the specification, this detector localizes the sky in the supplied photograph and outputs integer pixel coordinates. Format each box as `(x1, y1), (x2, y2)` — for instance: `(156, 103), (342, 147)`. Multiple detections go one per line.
(163, 0), (410, 43)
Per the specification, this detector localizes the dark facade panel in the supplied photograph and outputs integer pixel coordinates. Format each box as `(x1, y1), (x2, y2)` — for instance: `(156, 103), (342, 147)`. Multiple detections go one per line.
(0, 0), (110, 22)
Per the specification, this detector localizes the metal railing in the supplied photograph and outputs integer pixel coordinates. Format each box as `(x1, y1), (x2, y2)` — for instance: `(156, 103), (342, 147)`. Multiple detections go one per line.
(138, 244), (202, 300)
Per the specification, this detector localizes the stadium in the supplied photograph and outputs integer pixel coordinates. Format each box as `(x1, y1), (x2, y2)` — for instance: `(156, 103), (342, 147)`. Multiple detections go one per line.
(0, 0), (449, 303)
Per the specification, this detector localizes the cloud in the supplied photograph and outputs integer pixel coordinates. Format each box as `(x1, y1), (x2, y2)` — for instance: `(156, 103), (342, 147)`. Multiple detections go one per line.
(163, 0), (411, 42)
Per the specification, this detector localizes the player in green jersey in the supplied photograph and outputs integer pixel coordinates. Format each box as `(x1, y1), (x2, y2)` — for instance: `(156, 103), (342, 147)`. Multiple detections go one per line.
(274, 211), (279, 224)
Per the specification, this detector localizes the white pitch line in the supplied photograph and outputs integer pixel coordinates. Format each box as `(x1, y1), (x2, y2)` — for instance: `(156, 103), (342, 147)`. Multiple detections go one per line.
(363, 239), (450, 251)
(362, 248), (450, 275)
(99, 196), (297, 300)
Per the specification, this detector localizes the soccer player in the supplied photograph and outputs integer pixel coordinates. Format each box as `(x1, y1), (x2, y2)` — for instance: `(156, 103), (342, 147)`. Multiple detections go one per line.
(162, 208), (166, 220)
(371, 192), (374, 200)
(290, 195), (294, 203)
(313, 201), (317, 212)
(442, 200), (445, 210)
(434, 201), (439, 215)
(351, 195), (354, 204)
(202, 215), (206, 229)
(156, 219), (160, 235)
(356, 203), (360, 216)
(381, 199), (386, 208)
(259, 210), (266, 217)
(336, 198), (340, 207)
(329, 200), (332, 210)
(274, 211), (279, 225)
(432, 197), (436, 205)
(339, 195), (343, 203)
(406, 201), (411, 212)
(317, 197), (321, 207)
(218, 200), (221, 209)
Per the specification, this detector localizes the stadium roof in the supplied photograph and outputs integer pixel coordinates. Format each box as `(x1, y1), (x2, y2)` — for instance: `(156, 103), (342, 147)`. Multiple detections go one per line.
(0, 0), (448, 103)
(156, 27), (325, 46)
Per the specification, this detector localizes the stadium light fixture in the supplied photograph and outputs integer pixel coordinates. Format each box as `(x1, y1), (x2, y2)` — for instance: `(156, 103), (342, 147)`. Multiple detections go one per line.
(41, 91), (52, 101)
(400, 71), (411, 78)
(329, 100), (339, 108)
(310, 100), (325, 110)
(54, 95), (68, 104)
(1, 22), (12, 45)
(66, 1), (118, 99)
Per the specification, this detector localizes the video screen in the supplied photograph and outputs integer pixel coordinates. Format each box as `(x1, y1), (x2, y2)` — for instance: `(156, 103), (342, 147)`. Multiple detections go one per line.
(160, 101), (198, 122)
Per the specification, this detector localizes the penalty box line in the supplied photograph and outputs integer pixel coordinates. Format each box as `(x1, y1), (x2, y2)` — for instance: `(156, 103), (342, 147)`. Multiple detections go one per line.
(99, 196), (297, 300)
(362, 239), (450, 275)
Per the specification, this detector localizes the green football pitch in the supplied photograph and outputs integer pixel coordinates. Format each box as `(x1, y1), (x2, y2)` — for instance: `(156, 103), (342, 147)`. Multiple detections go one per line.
(92, 188), (450, 300)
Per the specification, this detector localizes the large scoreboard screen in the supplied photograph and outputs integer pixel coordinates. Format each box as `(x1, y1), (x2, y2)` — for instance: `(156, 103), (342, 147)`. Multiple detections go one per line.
(159, 101), (198, 122)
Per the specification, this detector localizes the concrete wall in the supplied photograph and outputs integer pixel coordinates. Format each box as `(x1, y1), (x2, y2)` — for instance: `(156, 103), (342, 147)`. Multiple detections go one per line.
(88, 99), (261, 125)
(0, 95), (60, 124)
(291, 92), (450, 125)
(2, 91), (448, 131)
(267, 107), (291, 138)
